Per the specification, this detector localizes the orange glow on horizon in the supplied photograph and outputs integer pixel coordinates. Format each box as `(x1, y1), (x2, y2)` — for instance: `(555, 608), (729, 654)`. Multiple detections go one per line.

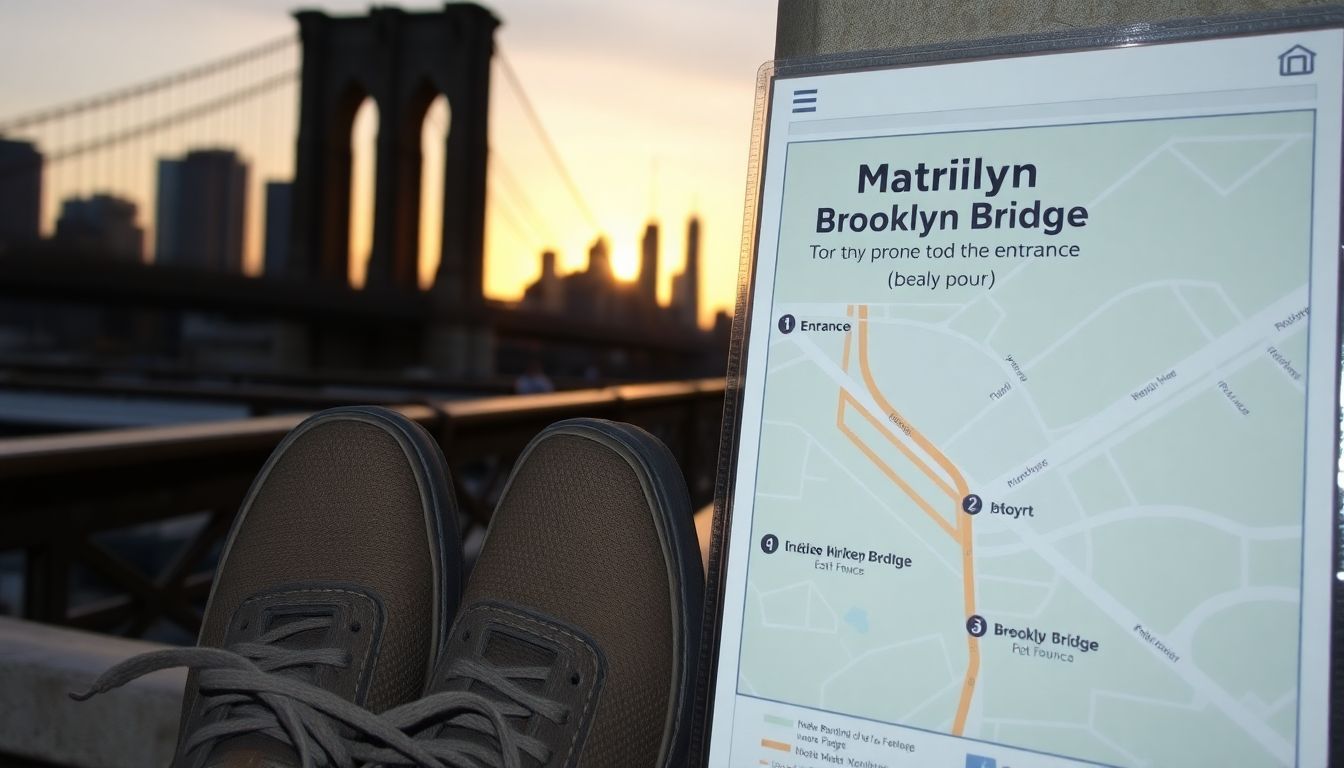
(329, 93), (722, 324)
(348, 97), (378, 290)
(5, 2), (771, 330)
(419, 96), (450, 290)
(609, 241), (639, 282)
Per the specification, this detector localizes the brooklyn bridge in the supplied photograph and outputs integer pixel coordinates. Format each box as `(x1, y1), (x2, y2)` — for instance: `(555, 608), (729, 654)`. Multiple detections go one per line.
(0, 8), (729, 764)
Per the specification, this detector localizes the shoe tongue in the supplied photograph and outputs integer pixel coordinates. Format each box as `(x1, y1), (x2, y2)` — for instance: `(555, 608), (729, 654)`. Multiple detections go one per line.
(467, 629), (557, 725)
(204, 613), (338, 763)
(430, 627), (559, 767)
(258, 612), (337, 686)
(478, 631), (554, 688)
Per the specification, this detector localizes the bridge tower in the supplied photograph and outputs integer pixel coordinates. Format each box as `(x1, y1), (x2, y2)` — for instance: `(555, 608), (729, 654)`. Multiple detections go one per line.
(291, 4), (497, 302)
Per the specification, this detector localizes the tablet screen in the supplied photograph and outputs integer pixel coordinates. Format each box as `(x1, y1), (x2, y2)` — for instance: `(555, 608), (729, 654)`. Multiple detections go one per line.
(705, 26), (1342, 768)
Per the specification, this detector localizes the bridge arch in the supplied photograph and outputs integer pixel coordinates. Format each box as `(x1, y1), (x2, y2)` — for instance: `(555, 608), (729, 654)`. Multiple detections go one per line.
(347, 93), (379, 288)
(417, 91), (452, 289)
(291, 4), (496, 300)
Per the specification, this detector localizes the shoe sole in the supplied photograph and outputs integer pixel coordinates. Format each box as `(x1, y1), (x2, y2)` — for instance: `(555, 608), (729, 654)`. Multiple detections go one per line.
(200, 405), (461, 696)
(506, 418), (703, 768)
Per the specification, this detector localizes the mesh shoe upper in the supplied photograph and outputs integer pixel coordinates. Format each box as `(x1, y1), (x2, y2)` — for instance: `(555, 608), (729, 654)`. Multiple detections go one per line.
(172, 406), (460, 766)
(408, 419), (703, 768)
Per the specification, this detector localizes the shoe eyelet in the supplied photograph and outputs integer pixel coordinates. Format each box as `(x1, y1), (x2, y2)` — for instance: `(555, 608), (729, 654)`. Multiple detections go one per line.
(349, 621), (361, 633)
(569, 672), (581, 686)
(462, 630), (471, 642)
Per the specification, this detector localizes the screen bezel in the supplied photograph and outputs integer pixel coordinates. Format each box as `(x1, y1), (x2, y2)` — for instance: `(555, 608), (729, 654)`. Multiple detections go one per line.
(691, 7), (1344, 766)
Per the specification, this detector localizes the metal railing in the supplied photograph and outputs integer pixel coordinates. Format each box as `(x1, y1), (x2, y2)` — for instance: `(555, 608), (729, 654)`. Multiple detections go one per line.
(0, 378), (725, 640)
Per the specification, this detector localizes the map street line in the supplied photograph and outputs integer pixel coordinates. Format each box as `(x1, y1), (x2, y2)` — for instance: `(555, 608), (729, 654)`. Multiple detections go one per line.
(786, 319), (985, 717)
(838, 393), (959, 540)
(810, 292), (1299, 758)
(1168, 586), (1298, 650)
(1024, 278), (1243, 370)
(761, 418), (964, 576)
(975, 504), (1299, 559)
(1009, 522), (1293, 763)
(988, 285), (1308, 496)
(841, 304), (983, 736)
(858, 306), (972, 502)
(836, 306), (962, 532)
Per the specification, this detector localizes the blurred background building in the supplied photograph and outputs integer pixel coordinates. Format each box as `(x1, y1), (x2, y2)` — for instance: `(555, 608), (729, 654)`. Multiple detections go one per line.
(0, 138), (43, 253)
(0, 2), (763, 680)
(54, 194), (145, 262)
(0, 3), (743, 424)
(155, 149), (248, 273)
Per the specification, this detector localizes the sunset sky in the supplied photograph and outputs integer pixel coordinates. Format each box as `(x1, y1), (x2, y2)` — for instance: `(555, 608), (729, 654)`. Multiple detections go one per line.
(0, 0), (777, 327)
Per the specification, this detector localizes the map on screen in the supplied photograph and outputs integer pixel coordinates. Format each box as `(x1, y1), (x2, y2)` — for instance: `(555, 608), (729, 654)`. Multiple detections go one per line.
(707, 27), (1341, 768)
(746, 111), (1310, 767)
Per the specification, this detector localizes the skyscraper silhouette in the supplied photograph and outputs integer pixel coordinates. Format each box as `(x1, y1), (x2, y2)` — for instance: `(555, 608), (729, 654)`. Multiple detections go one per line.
(0, 139), (42, 253)
(155, 149), (248, 272)
(640, 221), (659, 307)
(519, 221), (708, 332)
(263, 181), (293, 278)
(586, 236), (611, 280)
(54, 194), (145, 262)
(672, 215), (701, 327)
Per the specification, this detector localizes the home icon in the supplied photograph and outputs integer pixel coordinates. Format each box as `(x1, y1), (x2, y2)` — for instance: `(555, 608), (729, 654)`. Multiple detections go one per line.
(1279, 44), (1315, 76)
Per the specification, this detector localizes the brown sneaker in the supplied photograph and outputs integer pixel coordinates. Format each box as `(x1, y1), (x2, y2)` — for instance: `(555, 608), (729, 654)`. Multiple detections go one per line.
(377, 418), (704, 767)
(73, 406), (462, 767)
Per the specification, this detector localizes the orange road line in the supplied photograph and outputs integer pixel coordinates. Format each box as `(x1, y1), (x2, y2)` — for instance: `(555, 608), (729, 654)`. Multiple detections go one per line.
(837, 396), (958, 541)
(840, 315), (958, 501)
(761, 739), (791, 752)
(849, 303), (980, 737)
(841, 393), (959, 538)
(952, 509), (979, 734)
(855, 306), (969, 498)
(847, 394), (959, 501)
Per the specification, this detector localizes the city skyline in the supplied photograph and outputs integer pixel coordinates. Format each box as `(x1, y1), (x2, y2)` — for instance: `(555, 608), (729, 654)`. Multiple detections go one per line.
(0, 0), (776, 328)
(521, 214), (701, 326)
(3, 131), (710, 323)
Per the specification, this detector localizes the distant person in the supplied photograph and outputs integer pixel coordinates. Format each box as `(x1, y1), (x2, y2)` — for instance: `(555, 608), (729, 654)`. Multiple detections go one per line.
(514, 359), (555, 394)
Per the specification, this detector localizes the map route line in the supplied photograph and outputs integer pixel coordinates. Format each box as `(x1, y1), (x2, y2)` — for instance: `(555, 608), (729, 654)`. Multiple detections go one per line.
(832, 306), (969, 499)
(857, 305), (971, 499)
(843, 303), (982, 736)
(838, 394), (959, 541)
(844, 393), (961, 501)
(761, 418), (963, 576)
(837, 304), (962, 531)
(857, 310), (1057, 442)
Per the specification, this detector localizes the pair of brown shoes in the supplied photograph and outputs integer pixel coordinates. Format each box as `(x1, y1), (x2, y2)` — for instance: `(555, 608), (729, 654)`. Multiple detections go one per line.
(74, 408), (702, 768)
